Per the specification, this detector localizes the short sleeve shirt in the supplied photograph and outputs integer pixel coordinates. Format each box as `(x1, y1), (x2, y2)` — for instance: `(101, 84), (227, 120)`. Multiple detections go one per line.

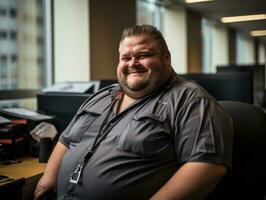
(57, 74), (233, 200)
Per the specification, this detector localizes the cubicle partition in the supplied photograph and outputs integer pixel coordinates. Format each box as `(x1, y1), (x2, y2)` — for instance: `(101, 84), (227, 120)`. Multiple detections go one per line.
(217, 65), (265, 108)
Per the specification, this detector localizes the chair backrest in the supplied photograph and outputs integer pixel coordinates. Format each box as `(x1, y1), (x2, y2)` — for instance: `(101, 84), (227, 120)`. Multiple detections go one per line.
(210, 101), (266, 199)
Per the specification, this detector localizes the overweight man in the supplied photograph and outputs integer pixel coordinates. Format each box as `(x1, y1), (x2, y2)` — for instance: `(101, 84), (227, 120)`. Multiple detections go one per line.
(34, 24), (233, 200)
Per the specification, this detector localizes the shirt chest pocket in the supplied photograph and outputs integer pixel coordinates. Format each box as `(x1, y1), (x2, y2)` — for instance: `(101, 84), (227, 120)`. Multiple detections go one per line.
(117, 113), (171, 157)
(66, 110), (101, 143)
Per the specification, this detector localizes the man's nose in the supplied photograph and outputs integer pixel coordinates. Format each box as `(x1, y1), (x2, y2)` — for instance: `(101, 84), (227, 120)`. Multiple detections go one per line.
(129, 57), (140, 67)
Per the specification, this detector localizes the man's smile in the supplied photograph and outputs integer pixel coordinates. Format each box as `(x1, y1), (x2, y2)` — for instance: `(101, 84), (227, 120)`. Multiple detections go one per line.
(127, 68), (148, 75)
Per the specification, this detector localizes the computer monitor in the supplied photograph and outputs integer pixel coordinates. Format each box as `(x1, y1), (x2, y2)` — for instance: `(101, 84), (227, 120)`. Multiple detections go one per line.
(217, 65), (265, 107)
(37, 80), (117, 133)
(37, 93), (90, 133)
(179, 73), (253, 103)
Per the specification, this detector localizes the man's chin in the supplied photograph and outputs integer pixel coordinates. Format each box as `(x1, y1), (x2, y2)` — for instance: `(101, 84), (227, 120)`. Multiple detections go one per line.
(126, 81), (148, 91)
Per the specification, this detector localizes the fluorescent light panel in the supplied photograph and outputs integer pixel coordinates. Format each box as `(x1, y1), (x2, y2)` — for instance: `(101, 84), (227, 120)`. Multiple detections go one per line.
(251, 30), (266, 37)
(221, 14), (266, 23)
(185, 0), (213, 3)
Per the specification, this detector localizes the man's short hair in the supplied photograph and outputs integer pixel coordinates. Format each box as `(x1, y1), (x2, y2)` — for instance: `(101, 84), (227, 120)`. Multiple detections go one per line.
(120, 24), (169, 53)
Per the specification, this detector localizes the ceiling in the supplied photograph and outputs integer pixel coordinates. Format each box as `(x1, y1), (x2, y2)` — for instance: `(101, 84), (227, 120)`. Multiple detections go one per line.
(161, 0), (266, 42)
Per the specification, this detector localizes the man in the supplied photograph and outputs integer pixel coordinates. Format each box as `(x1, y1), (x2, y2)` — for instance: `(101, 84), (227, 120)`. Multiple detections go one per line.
(34, 24), (233, 200)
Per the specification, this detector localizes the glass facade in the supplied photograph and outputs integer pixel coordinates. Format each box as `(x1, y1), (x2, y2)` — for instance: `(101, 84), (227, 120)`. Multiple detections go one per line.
(0, 0), (49, 109)
(236, 33), (255, 64)
(202, 18), (212, 73)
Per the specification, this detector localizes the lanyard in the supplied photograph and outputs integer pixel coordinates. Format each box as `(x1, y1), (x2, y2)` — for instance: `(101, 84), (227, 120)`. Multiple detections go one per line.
(68, 71), (178, 185)
(69, 98), (117, 184)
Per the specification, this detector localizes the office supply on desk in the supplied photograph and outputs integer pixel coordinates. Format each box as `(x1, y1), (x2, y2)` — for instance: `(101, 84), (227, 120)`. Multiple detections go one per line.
(1, 160), (22, 165)
(0, 116), (11, 125)
(0, 107), (54, 121)
(0, 123), (28, 160)
(0, 175), (13, 183)
(42, 80), (117, 94)
(38, 137), (53, 163)
(43, 82), (95, 94)
(30, 122), (57, 163)
(30, 122), (57, 143)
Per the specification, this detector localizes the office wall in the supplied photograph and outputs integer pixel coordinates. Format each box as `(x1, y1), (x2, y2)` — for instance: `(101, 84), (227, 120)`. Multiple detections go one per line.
(89, 0), (136, 80)
(164, 5), (187, 74)
(54, 0), (89, 83)
(228, 28), (236, 64)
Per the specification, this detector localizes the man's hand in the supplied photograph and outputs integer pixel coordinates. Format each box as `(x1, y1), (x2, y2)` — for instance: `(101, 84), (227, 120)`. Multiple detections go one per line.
(34, 174), (56, 200)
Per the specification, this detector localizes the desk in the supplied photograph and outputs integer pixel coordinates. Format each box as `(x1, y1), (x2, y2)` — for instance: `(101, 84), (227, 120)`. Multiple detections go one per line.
(0, 157), (45, 200)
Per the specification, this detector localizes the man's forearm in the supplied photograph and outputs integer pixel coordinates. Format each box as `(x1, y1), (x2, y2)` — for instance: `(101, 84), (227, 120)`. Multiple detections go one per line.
(43, 141), (68, 177)
(150, 162), (227, 200)
(34, 142), (68, 200)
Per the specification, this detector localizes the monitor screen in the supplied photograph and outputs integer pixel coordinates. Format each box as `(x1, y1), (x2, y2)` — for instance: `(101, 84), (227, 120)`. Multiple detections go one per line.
(37, 80), (118, 133)
(217, 65), (265, 107)
(179, 73), (253, 104)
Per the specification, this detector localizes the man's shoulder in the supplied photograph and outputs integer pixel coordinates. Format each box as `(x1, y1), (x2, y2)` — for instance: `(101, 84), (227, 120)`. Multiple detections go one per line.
(168, 75), (214, 100)
(78, 83), (120, 111)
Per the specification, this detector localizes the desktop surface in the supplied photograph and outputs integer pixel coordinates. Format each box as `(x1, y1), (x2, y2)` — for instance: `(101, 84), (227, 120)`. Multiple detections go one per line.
(0, 157), (45, 199)
(0, 157), (45, 181)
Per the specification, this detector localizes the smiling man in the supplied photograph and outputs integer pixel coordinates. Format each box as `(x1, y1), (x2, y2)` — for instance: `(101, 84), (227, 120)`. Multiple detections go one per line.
(117, 31), (171, 99)
(35, 24), (233, 200)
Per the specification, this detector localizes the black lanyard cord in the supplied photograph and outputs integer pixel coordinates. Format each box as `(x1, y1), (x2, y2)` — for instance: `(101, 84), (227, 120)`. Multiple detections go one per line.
(66, 73), (178, 196)
(69, 99), (117, 185)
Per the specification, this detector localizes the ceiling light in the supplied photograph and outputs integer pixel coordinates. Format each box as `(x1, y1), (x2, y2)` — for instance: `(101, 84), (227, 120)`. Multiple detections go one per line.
(221, 14), (266, 23)
(185, 0), (213, 3)
(250, 30), (266, 37)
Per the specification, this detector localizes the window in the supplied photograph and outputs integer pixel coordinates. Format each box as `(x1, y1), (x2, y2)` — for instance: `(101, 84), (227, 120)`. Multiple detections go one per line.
(236, 33), (255, 64)
(11, 54), (18, 63)
(0, 0), (52, 110)
(36, 16), (43, 26)
(0, 30), (7, 39)
(202, 18), (212, 73)
(202, 18), (229, 73)
(9, 8), (17, 18)
(0, 8), (7, 16)
(137, 0), (164, 31)
(0, 55), (8, 64)
(10, 30), (17, 40)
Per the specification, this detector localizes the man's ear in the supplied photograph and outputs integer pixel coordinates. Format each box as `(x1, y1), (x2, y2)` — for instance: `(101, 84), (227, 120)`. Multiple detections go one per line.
(164, 51), (171, 65)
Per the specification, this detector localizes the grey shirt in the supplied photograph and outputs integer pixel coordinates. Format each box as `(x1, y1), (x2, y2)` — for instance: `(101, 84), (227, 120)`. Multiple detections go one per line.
(57, 73), (233, 200)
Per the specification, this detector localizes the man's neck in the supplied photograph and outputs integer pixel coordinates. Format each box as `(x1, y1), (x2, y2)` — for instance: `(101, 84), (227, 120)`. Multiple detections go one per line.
(118, 94), (136, 114)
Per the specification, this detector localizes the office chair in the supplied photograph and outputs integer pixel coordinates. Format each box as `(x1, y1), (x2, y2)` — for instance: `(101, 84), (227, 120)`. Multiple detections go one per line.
(209, 101), (266, 199)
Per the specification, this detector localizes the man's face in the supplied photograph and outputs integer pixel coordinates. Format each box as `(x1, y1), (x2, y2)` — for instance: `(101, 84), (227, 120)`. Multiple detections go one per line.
(117, 34), (171, 99)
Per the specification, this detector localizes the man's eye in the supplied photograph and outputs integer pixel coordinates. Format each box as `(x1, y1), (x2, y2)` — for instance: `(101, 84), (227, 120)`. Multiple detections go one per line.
(121, 57), (130, 61)
(139, 55), (147, 59)
(139, 54), (151, 59)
